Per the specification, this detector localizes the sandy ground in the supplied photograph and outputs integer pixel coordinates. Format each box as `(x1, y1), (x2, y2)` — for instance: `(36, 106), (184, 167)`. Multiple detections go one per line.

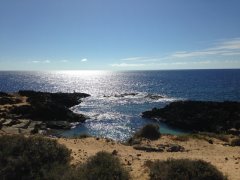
(58, 136), (240, 180)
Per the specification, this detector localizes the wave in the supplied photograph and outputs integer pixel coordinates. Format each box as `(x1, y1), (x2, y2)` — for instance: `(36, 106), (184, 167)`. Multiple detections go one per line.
(80, 92), (179, 106)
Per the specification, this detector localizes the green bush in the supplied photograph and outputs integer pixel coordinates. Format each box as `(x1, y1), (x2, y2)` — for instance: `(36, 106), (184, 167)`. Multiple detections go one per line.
(128, 124), (161, 145)
(0, 135), (71, 180)
(76, 151), (129, 180)
(135, 124), (161, 140)
(231, 137), (240, 146)
(147, 159), (226, 180)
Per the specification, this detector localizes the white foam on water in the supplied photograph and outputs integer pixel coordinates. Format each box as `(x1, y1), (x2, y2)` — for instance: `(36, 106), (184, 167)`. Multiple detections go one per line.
(67, 92), (182, 141)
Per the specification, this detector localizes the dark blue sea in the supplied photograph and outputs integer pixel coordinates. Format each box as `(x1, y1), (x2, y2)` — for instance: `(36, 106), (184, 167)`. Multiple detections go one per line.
(0, 69), (240, 141)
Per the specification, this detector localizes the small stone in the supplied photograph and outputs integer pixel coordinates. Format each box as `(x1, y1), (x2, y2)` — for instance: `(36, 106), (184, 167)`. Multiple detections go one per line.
(137, 154), (141, 157)
(225, 157), (228, 161)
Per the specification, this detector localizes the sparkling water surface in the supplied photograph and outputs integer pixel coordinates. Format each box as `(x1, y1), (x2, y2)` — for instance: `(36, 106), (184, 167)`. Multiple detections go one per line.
(0, 70), (240, 141)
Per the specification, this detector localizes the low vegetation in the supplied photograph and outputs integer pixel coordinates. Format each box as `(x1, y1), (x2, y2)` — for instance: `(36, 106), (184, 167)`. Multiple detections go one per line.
(174, 132), (229, 143)
(146, 159), (227, 180)
(128, 124), (161, 145)
(0, 135), (71, 180)
(0, 135), (129, 180)
(231, 137), (240, 146)
(75, 151), (130, 180)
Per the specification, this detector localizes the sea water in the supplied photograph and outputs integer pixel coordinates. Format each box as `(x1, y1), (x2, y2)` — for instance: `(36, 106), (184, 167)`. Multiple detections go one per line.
(0, 69), (239, 141)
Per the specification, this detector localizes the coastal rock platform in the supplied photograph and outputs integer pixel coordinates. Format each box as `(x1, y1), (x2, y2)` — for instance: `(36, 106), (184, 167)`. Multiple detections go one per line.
(142, 101), (240, 133)
(0, 91), (90, 135)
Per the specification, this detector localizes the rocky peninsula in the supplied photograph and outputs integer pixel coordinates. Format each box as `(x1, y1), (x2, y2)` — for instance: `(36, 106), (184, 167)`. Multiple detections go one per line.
(142, 101), (240, 134)
(0, 90), (90, 135)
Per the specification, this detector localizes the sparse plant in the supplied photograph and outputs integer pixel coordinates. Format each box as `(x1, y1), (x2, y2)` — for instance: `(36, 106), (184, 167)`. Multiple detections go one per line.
(0, 135), (71, 179)
(147, 159), (227, 180)
(231, 137), (240, 146)
(76, 151), (130, 180)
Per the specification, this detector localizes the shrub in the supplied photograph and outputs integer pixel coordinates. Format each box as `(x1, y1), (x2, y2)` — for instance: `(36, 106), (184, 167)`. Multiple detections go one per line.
(0, 135), (71, 180)
(135, 124), (161, 140)
(231, 138), (240, 146)
(199, 132), (229, 142)
(76, 151), (130, 180)
(147, 159), (226, 180)
(127, 124), (161, 145)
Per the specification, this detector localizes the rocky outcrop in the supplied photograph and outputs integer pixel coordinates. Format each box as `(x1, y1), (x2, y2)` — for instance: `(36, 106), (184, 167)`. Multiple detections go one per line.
(142, 101), (240, 133)
(11, 91), (89, 123)
(0, 91), (90, 134)
(0, 92), (21, 105)
(133, 144), (185, 152)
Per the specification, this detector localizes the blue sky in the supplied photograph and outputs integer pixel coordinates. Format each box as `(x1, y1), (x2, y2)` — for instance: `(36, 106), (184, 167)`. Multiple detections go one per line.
(0, 0), (240, 70)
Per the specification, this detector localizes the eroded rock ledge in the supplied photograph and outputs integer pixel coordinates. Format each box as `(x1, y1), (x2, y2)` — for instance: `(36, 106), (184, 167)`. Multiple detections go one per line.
(142, 101), (240, 133)
(0, 90), (90, 135)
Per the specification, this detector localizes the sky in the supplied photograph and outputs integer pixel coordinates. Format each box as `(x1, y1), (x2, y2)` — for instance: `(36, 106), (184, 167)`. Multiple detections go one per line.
(0, 0), (240, 70)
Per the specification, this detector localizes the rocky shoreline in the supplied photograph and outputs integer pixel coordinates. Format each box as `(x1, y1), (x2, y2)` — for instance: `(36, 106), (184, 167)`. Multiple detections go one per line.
(0, 90), (90, 135)
(142, 100), (240, 135)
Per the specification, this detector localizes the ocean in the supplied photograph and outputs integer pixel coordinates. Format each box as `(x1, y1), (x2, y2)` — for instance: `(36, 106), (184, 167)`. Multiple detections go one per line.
(0, 69), (240, 141)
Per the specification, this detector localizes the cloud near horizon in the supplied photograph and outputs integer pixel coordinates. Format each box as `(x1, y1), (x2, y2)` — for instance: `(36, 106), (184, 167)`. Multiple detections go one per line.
(60, 59), (69, 63)
(113, 38), (240, 68)
(31, 60), (51, 64)
(111, 63), (145, 67)
(81, 58), (88, 62)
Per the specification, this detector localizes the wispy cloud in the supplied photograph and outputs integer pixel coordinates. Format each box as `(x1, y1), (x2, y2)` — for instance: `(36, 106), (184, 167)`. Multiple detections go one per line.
(110, 59), (240, 69)
(32, 60), (40, 63)
(60, 59), (69, 63)
(121, 57), (148, 61)
(170, 38), (240, 59)
(81, 58), (88, 62)
(111, 63), (145, 67)
(121, 56), (161, 63)
(120, 38), (240, 64)
(31, 60), (51, 64)
(43, 60), (51, 63)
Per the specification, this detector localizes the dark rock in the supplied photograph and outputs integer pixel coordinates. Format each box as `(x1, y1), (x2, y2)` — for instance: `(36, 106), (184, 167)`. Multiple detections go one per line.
(0, 92), (12, 97)
(227, 128), (240, 135)
(145, 94), (163, 100)
(45, 121), (72, 130)
(166, 144), (185, 152)
(2, 91), (90, 131)
(133, 145), (164, 152)
(10, 91), (89, 123)
(18, 90), (90, 108)
(142, 101), (240, 133)
(0, 97), (21, 105)
(114, 93), (138, 98)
